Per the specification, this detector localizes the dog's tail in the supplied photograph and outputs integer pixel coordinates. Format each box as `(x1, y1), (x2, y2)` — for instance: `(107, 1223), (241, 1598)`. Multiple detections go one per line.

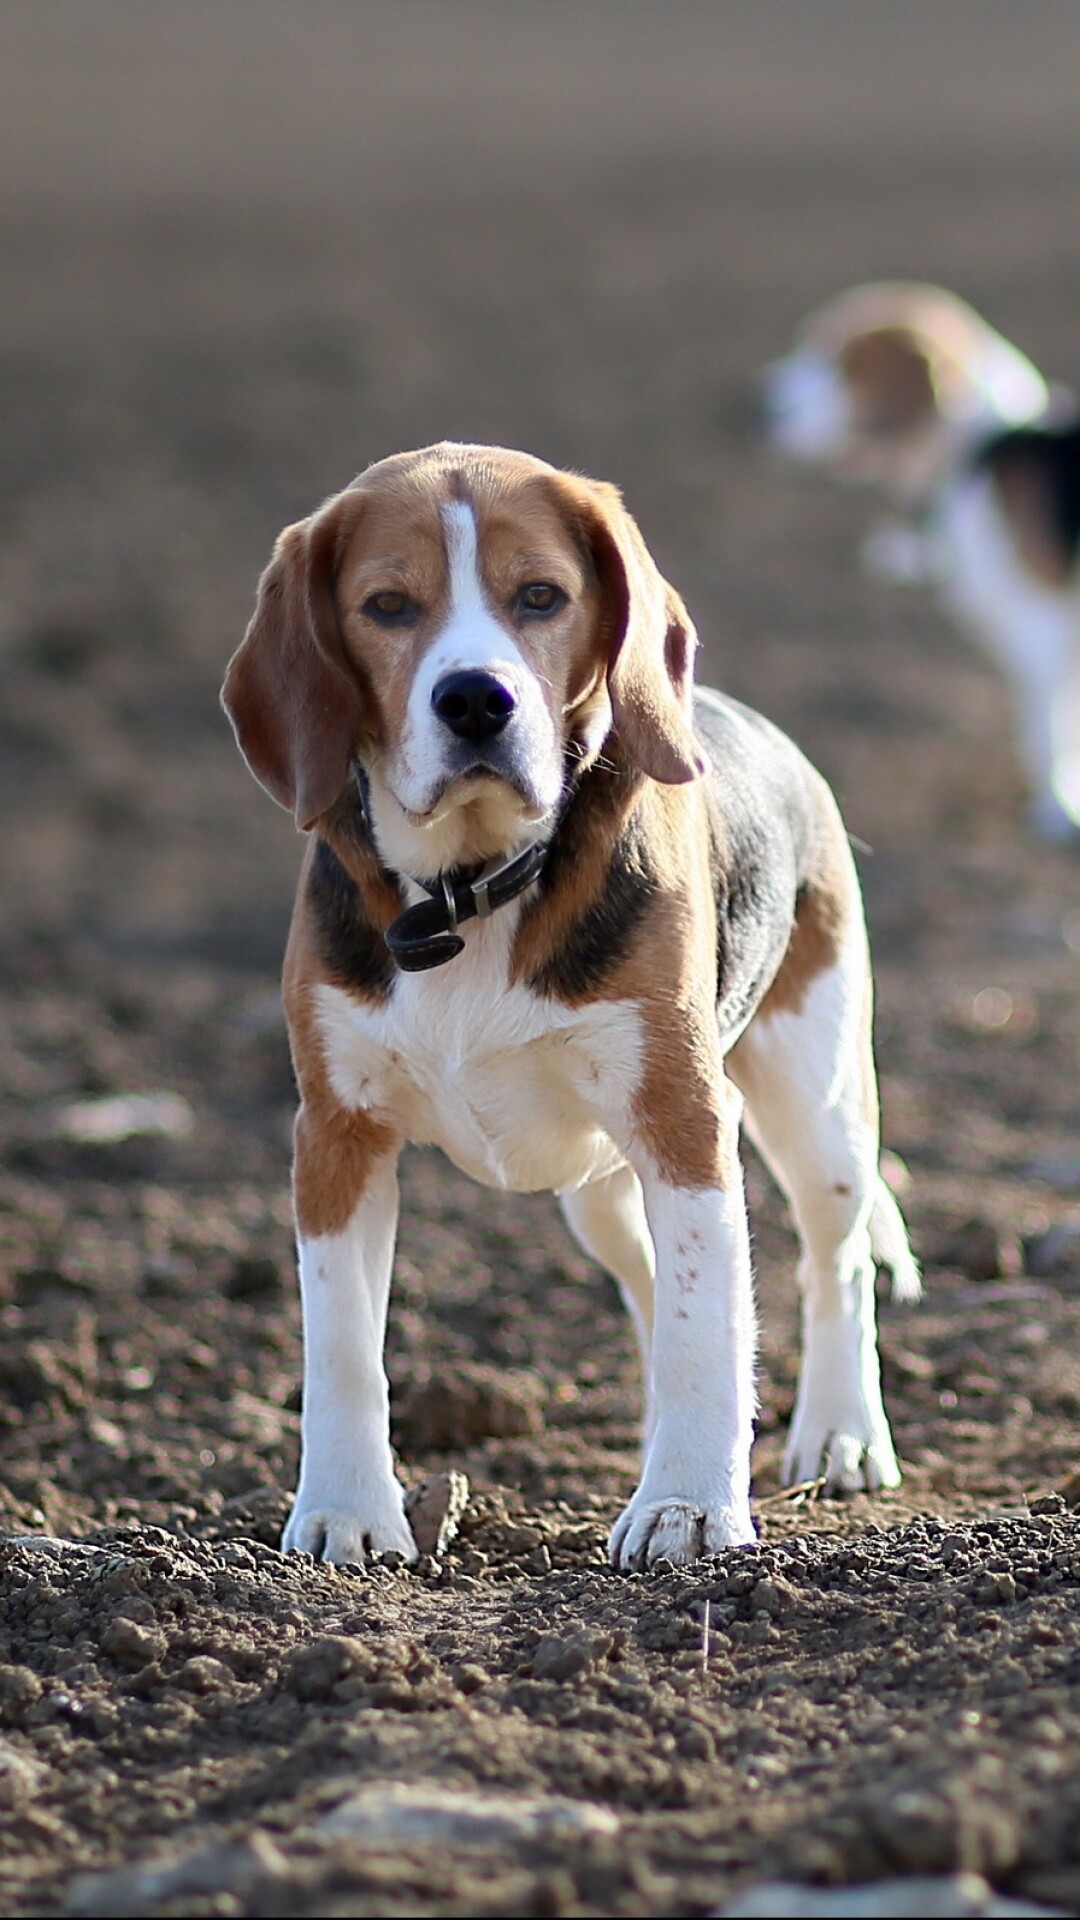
(871, 1175), (921, 1303)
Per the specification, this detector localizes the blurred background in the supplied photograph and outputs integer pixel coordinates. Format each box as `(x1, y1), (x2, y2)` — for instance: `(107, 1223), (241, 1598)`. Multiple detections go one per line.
(2, 1), (1080, 1539)
(5, 0), (1080, 945)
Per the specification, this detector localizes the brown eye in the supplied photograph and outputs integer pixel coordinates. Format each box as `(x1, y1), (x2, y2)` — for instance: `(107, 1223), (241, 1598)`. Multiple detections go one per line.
(364, 591), (418, 627)
(516, 581), (566, 617)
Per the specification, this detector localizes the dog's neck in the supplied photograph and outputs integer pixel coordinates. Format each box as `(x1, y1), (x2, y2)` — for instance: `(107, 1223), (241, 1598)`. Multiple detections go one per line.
(324, 756), (608, 975)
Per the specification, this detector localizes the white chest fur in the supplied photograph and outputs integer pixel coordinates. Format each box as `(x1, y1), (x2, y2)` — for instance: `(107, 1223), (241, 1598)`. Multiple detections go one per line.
(311, 912), (643, 1194)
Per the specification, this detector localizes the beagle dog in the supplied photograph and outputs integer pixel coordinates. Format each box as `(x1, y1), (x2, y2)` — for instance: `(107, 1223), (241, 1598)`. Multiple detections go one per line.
(763, 282), (1080, 839)
(222, 442), (918, 1571)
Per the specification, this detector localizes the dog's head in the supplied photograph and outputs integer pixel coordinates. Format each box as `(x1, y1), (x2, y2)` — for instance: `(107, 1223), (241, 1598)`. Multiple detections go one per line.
(761, 282), (1048, 500)
(222, 443), (706, 874)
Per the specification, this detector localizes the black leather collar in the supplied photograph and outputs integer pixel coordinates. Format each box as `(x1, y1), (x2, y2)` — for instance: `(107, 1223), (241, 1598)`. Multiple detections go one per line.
(384, 841), (549, 972)
(349, 762), (549, 973)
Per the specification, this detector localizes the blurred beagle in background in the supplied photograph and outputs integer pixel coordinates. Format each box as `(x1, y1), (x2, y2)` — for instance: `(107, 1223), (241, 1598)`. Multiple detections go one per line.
(763, 282), (1080, 839)
(222, 441), (917, 1572)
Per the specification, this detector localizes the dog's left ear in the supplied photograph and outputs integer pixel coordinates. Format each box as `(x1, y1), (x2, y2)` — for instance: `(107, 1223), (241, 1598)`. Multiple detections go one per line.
(222, 492), (369, 831)
(570, 479), (708, 784)
(840, 327), (944, 436)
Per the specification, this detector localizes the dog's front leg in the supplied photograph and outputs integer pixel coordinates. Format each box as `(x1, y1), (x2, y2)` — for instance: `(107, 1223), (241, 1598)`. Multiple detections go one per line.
(282, 1107), (417, 1565)
(609, 1076), (756, 1571)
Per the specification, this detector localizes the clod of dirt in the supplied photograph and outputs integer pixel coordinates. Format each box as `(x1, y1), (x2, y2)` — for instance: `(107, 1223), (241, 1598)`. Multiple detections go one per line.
(936, 1217), (1019, 1282)
(225, 1253), (283, 1299)
(98, 1617), (166, 1670)
(394, 1363), (544, 1452)
(405, 1469), (471, 1556)
(279, 1636), (374, 1703)
(0, 1734), (45, 1810)
(530, 1629), (612, 1681)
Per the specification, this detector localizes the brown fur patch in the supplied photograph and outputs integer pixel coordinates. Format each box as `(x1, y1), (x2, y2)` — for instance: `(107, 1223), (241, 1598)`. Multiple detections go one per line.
(758, 882), (844, 1020)
(291, 1097), (398, 1241)
(515, 769), (738, 1190)
(840, 329), (939, 438)
(626, 787), (739, 1190)
(333, 480), (454, 752)
(222, 501), (373, 830)
(284, 842), (402, 1238)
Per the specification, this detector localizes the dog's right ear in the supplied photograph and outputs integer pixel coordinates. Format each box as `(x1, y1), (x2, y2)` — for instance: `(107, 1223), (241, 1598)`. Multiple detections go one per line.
(221, 495), (368, 831)
(564, 477), (708, 786)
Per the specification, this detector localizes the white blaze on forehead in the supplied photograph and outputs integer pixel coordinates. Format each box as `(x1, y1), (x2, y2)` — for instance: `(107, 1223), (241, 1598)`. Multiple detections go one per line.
(435, 499), (526, 672)
(443, 499), (488, 634)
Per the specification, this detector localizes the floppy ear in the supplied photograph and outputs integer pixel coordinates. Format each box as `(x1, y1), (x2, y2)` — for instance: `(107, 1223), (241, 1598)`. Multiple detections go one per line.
(573, 480), (707, 784)
(221, 495), (368, 831)
(840, 327), (942, 435)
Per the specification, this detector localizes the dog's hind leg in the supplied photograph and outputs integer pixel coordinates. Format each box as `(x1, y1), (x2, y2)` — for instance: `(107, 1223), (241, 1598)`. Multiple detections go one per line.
(560, 1166), (657, 1445)
(729, 916), (916, 1494)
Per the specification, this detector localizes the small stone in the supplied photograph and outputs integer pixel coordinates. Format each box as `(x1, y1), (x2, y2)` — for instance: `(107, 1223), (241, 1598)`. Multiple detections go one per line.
(714, 1874), (1065, 1916)
(404, 1470), (470, 1557)
(320, 1782), (619, 1847)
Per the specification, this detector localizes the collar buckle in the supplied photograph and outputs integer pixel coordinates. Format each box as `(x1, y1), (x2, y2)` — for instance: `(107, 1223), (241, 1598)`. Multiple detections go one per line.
(469, 846), (533, 919)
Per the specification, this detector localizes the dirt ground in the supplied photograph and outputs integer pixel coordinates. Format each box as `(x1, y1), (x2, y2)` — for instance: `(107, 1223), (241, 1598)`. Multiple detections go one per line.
(3, 4), (1080, 1914)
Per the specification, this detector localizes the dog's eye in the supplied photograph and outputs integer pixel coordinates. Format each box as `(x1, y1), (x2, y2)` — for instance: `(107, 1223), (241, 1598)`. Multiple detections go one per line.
(364, 591), (418, 626)
(516, 581), (566, 618)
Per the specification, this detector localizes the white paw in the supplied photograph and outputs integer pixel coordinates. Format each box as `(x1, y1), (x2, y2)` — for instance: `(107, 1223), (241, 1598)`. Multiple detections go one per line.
(783, 1415), (901, 1494)
(281, 1497), (418, 1565)
(609, 1494), (756, 1571)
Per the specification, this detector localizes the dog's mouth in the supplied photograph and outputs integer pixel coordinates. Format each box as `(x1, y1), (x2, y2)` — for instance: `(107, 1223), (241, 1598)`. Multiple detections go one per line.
(403, 752), (555, 827)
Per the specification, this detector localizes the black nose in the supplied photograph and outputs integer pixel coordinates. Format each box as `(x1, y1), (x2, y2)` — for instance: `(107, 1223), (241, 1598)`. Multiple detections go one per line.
(431, 670), (517, 742)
